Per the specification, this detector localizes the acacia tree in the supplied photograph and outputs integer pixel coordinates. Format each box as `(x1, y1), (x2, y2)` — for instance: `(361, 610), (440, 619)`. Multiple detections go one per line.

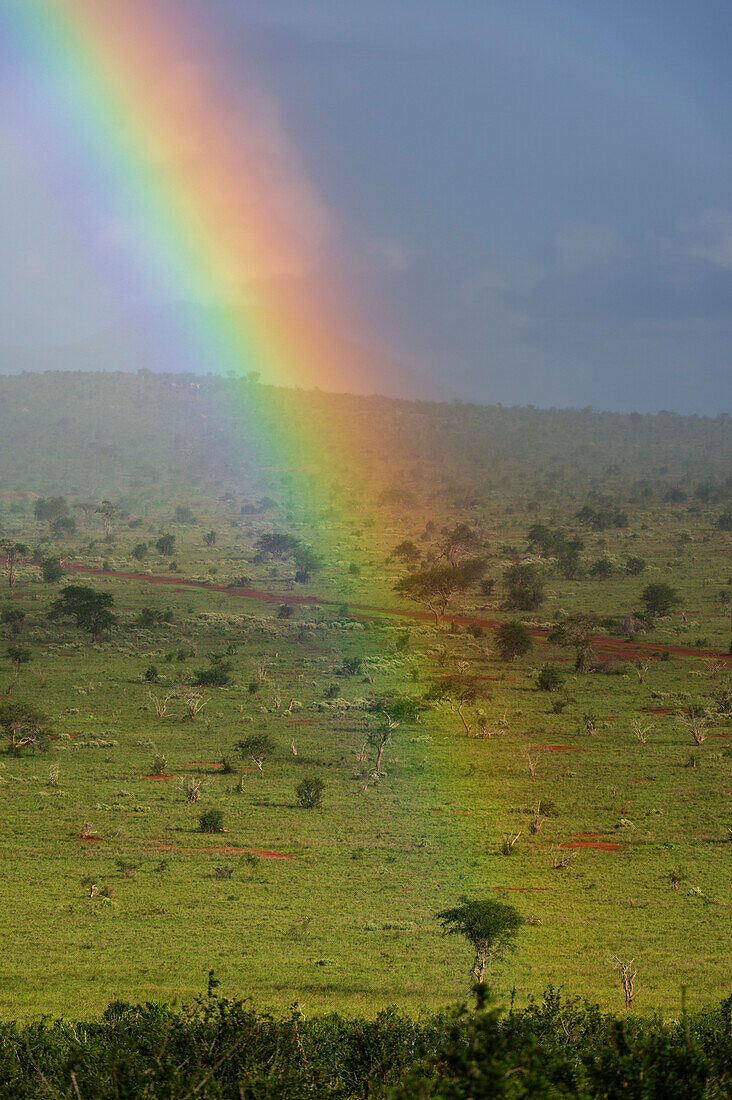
(95, 500), (117, 538)
(34, 496), (71, 535)
(428, 671), (485, 736)
(5, 644), (31, 696)
(255, 532), (301, 560)
(441, 523), (482, 565)
(503, 563), (545, 611)
(0, 701), (50, 756)
(394, 558), (486, 626)
(49, 585), (117, 642)
(236, 733), (276, 777)
(494, 621), (532, 662)
(437, 896), (523, 983)
(73, 502), (97, 527)
(641, 583), (680, 617)
(0, 540), (28, 588)
(155, 534), (176, 556)
(366, 693), (423, 773)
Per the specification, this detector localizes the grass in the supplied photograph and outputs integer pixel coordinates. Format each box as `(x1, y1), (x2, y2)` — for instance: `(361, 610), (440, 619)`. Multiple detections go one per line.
(0, 377), (729, 1021)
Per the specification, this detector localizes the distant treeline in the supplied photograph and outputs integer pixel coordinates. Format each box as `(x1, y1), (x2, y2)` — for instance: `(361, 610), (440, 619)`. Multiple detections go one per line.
(0, 371), (729, 505)
(1, 987), (729, 1098)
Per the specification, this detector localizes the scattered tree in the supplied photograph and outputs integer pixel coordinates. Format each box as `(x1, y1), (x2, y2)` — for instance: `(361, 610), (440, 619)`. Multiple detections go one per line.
(34, 496), (70, 534)
(95, 500), (117, 538)
(40, 556), (64, 583)
(494, 621), (532, 662)
(536, 664), (563, 692)
(503, 563), (545, 611)
(612, 955), (638, 1010)
(155, 534), (176, 556)
(5, 644), (31, 695)
(0, 701), (50, 755)
(641, 583), (680, 617)
(394, 558), (486, 626)
(49, 585), (117, 642)
(437, 896), (523, 983)
(236, 733), (275, 777)
(0, 540), (28, 589)
(296, 776), (324, 809)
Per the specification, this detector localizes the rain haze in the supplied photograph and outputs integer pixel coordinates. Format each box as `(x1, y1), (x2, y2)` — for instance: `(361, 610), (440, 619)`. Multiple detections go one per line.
(1, 0), (731, 413)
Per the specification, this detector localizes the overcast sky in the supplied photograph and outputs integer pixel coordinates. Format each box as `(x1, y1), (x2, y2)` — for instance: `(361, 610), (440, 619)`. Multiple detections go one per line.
(1, 0), (731, 414)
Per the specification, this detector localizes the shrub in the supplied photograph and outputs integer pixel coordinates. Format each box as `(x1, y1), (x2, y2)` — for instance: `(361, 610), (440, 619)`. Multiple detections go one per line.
(195, 666), (231, 687)
(503, 563), (545, 610)
(537, 664), (564, 692)
(40, 556), (64, 583)
(588, 557), (613, 580)
(198, 809), (224, 834)
(625, 555), (646, 576)
(296, 776), (324, 809)
(494, 621), (532, 662)
(641, 582), (680, 616)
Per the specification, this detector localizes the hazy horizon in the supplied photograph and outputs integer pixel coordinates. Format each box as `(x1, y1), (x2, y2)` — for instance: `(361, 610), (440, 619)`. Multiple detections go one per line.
(2, 0), (731, 415)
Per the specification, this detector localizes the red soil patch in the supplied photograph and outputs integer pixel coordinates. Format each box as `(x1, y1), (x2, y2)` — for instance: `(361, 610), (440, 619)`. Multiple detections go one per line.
(569, 833), (608, 839)
(643, 706), (690, 715)
(559, 840), (622, 851)
(64, 562), (732, 665)
(712, 733), (732, 739)
(530, 745), (587, 752)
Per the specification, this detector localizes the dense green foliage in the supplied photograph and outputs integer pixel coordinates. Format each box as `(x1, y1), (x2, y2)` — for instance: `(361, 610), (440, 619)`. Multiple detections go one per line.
(0, 988), (728, 1098)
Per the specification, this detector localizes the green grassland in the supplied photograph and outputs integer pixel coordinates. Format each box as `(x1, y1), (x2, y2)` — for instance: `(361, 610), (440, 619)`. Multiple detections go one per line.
(0, 372), (729, 1021)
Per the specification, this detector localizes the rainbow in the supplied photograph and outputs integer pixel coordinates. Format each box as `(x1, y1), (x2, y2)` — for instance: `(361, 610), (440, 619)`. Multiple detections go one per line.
(5, 0), (377, 398)
(4, 0), (401, 530)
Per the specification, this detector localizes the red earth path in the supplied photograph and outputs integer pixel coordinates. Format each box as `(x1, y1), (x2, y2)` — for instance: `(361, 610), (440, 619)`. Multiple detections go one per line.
(63, 562), (732, 666)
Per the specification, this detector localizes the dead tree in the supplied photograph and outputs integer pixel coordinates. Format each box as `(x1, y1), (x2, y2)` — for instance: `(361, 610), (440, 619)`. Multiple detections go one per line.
(677, 707), (709, 745)
(612, 955), (637, 1009)
(635, 660), (649, 684)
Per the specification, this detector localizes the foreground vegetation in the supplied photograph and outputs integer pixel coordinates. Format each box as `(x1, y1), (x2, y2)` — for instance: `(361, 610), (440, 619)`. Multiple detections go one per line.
(1, 986), (730, 1098)
(0, 372), (729, 1023)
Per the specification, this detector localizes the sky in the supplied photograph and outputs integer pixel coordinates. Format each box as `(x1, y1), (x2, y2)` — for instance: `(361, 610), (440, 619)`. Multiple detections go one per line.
(1, 0), (731, 414)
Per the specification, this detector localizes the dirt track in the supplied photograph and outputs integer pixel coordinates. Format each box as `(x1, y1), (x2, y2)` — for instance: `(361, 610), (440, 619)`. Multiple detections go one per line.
(64, 562), (732, 666)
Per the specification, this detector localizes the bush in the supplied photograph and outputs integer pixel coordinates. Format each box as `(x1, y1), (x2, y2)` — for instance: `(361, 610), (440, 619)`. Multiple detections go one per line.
(588, 557), (613, 580)
(40, 556), (64, 583)
(625, 555), (646, 576)
(296, 776), (324, 809)
(537, 664), (564, 692)
(198, 809), (224, 834)
(195, 667), (231, 687)
(503, 563), (545, 611)
(494, 621), (532, 662)
(641, 582), (680, 616)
